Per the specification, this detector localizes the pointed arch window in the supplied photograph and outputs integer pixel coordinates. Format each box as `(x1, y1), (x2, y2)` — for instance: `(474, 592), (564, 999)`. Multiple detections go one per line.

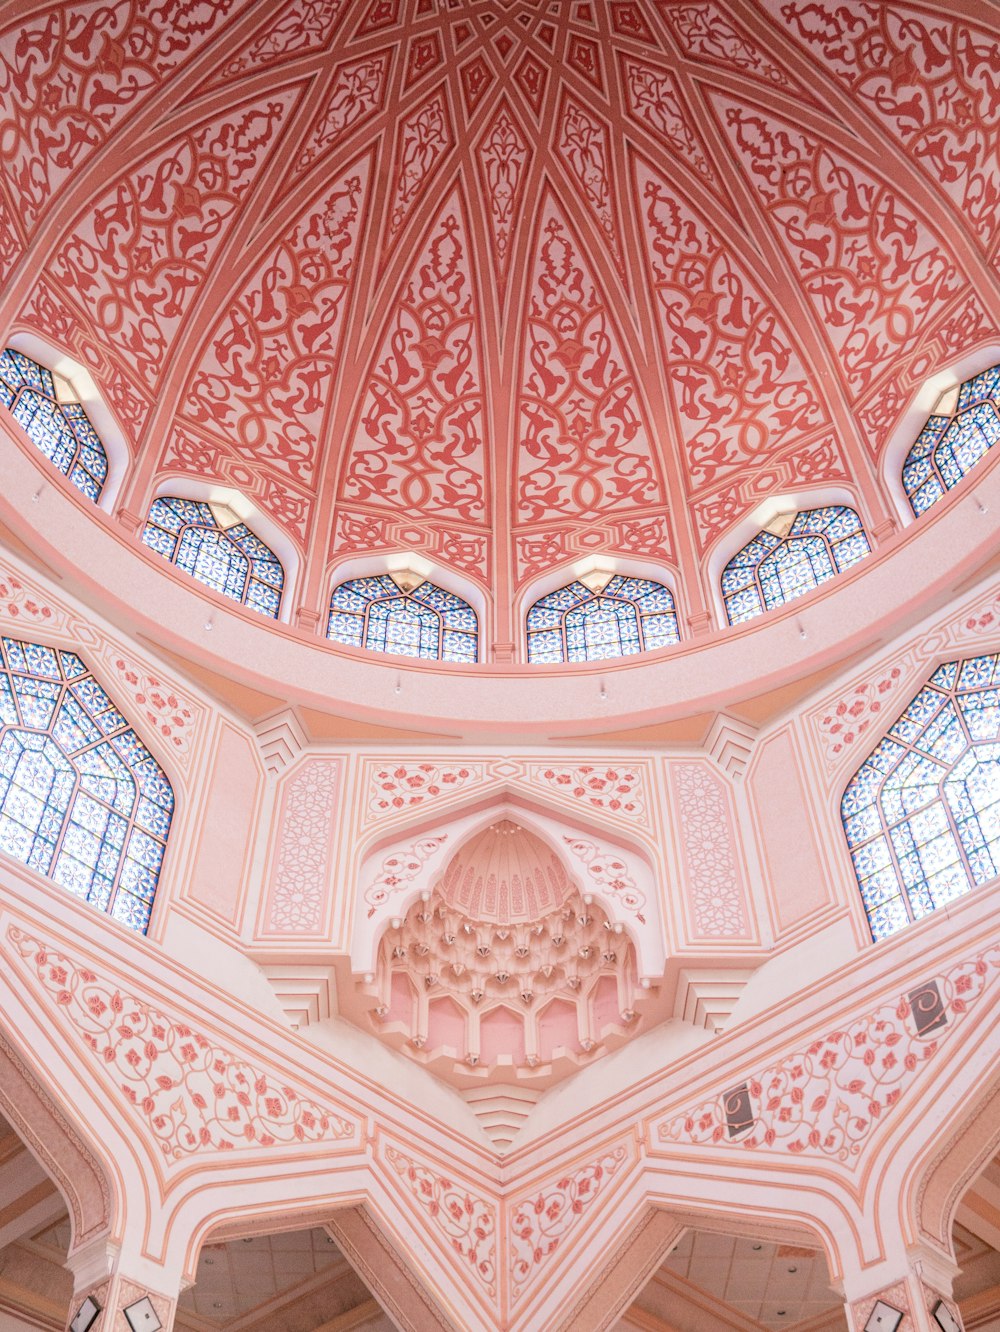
(0, 348), (108, 502)
(0, 636), (173, 934)
(142, 498), (284, 618)
(526, 574), (679, 664)
(327, 573), (478, 663)
(722, 507), (871, 626)
(903, 365), (1000, 514)
(843, 654), (1000, 941)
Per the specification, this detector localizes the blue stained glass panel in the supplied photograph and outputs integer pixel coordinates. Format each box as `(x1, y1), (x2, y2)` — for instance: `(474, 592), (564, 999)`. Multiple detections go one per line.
(526, 576), (680, 663)
(0, 637), (173, 934)
(842, 653), (1000, 941)
(903, 363), (1000, 515)
(141, 498), (284, 619)
(722, 507), (871, 626)
(327, 575), (478, 663)
(0, 349), (108, 501)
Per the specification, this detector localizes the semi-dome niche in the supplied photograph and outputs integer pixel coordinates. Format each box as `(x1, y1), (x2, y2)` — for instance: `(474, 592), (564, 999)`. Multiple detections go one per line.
(364, 818), (645, 1083)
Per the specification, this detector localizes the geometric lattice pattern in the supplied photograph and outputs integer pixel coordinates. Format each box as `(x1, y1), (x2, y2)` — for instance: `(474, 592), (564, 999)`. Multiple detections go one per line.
(0, 637), (173, 934)
(327, 575), (477, 662)
(526, 576), (679, 663)
(722, 507), (871, 626)
(0, 348), (108, 502)
(842, 655), (1000, 941)
(903, 364), (1000, 515)
(142, 498), (284, 619)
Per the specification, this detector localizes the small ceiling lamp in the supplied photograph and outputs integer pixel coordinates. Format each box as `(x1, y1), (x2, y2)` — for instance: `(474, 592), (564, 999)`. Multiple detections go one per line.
(51, 370), (78, 404)
(933, 384), (960, 416)
(763, 511), (796, 539)
(389, 567), (424, 594)
(578, 564), (615, 594)
(208, 501), (241, 530)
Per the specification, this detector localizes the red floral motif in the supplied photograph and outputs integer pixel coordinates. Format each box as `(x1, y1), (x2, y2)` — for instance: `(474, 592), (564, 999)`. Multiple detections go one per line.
(815, 666), (906, 763)
(566, 35), (604, 91)
(476, 101), (530, 293)
(657, 947), (1000, 1162)
(509, 1144), (631, 1299)
(556, 97), (624, 278)
(354, 0), (400, 36)
(181, 158), (370, 490)
(384, 89), (455, 245)
(51, 91), (297, 388)
(0, 0), (248, 232)
(403, 32), (444, 90)
(340, 198), (488, 523)
(9, 928), (356, 1158)
(106, 648), (202, 767)
(620, 55), (717, 185)
(562, 838), (646, 920)
(385, 1145), (497, 1296)
(770, 1), (1000, 247)
(0, 189), (23, 282)
(658, 1), (801, 91)
(716, 96), (965, 395)
(214, 0), (348, 83)
(0, 568), (62, 630)
(296, 53), (390, 173)
(460, 56), (495, 118)
(364, 836), (448, 917)
(672, 762), (749, 937)
(515, 514), (675, 586)
(691, 433), (849, 552)
(366, 761), (486, 819)
(532, 763), (646, 819)
(162, 427), (312, 545)
(636, 156), (827, 490)
(514, 53), (548, 117)
(517, 198), (664, 524)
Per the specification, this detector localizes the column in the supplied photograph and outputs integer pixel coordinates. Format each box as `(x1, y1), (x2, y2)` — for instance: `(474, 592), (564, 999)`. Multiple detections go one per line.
(842, 1244), (965, 1332)
(64, 1239), (179, 1332)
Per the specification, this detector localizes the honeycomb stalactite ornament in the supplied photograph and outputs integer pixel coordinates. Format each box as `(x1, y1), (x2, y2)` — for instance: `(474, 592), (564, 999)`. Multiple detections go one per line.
(366, 820), (643, 1081)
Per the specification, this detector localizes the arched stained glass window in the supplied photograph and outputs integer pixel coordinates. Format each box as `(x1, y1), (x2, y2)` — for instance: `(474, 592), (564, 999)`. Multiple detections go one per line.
(327, 574), (478, 663)
(903, 365), (1000, 514)
(722, 507), (871, 626)
(843, 654), (1000, 941)
(142, 498), (284, 618)
(0, 348), (108, 501)
(526, 576), (679, 664)
(0, 636), (173, 934)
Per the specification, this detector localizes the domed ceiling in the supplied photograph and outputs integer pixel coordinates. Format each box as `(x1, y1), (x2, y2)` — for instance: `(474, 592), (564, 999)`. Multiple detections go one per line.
(0, 0), (997, 640)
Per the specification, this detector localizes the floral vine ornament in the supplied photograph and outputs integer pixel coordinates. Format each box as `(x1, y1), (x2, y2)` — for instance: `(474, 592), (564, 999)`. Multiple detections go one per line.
(508, 1142), (633, 1302)
(562, 837), (646, 921)
(656, 948), (999, 1164)
(9, 929), (357, 1159)
(532, 762), (647, 820)
(384, 1145), (497, 1298)
(364, 836), (448, 916)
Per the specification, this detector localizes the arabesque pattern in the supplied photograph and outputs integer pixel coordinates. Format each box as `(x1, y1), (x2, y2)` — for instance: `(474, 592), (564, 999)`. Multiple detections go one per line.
(1, 0), (999, 638)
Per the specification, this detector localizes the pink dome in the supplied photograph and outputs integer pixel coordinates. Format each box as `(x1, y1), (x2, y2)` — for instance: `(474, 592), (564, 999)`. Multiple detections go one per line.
(437, 819), (571, 923)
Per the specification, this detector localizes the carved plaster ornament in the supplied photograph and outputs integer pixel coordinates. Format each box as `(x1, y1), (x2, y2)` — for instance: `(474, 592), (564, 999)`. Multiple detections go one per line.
(368, 819), (640, 1076)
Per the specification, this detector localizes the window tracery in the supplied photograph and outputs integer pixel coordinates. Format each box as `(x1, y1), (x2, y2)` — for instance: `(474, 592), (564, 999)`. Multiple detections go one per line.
(722, 507), (870, 626)
(327, 574), (478, 663)
(525, 576), (679, 664)
(903, 365), (1000, 514)
(0, 636), (173, 934)
(843, 654), (1000, 941)
(0, 348), (108, 502)
(142, 497), (284, 618)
